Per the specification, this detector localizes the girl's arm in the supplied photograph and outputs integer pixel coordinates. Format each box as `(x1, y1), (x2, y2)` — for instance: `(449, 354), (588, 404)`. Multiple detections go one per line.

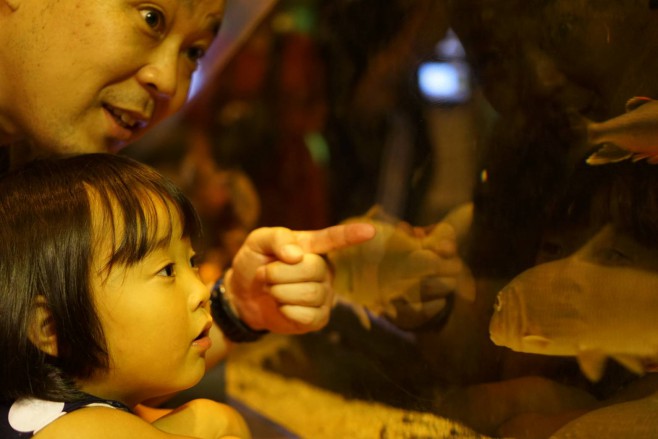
(151, 399), (250, 439)
(34, 399), (250, 439)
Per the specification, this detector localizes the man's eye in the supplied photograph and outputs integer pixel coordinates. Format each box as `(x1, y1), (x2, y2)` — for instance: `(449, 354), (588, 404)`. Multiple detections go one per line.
(187, 46), (206, 63)
(141, 8), (166, 33)
(157, 264), (175, 277)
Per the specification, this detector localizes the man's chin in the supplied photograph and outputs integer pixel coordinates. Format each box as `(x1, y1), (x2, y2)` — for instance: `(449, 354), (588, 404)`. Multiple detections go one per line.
(51, 135), (130, 156)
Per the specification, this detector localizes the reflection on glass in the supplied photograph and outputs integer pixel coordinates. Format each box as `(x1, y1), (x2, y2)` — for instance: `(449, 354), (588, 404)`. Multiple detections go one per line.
(125, 0), (658, 437)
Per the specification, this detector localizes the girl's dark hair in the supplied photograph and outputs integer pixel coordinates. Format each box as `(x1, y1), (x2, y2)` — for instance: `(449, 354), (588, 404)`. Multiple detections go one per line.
(0, 153), (202, 402)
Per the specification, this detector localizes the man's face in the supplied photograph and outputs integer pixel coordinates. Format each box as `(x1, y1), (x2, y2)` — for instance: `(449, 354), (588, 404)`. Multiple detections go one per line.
(0, 0), (224, 154)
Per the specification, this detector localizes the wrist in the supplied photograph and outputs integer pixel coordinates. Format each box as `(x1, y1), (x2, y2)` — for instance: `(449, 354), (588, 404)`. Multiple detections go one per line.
(210, 273), (269, 343)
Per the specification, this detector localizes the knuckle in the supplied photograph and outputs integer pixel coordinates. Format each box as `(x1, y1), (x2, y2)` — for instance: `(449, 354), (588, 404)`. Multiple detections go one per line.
(293, 283), (323, 306)
(308, 283), (326, 304)
(305, 254), (328, 279)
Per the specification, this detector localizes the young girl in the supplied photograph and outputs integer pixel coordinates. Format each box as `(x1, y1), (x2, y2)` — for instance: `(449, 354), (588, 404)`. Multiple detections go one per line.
(0, 154), (250, 438)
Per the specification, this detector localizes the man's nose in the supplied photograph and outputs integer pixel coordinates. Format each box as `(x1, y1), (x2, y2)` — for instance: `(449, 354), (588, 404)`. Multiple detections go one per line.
(136, 48), (181, 99)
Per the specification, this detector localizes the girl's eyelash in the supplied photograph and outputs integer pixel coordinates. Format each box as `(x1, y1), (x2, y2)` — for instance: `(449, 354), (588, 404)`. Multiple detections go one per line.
(190, 255), (200, 268)
(158, 263), (175, 277)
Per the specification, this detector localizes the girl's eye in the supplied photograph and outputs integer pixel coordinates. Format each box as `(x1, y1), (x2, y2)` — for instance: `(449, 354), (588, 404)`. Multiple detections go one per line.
(141, 8), (166, 33)
(157, 264), (175, 277)
(189, 255), (199, 269)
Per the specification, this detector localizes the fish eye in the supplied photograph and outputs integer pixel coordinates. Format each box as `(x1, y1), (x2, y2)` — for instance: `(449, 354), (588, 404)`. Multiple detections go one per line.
(494, 295), (503, 312)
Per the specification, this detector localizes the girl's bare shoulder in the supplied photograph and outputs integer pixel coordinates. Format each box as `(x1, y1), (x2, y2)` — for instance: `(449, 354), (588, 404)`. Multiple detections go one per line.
(34, 406), (191, 439)
(35, 399), (251, 439)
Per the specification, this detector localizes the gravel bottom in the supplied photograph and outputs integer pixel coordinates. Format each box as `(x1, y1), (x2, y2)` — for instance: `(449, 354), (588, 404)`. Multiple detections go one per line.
(226, 334), (489, 439)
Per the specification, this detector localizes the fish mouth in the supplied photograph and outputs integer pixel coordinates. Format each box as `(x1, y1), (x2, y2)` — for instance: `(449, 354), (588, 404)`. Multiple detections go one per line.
(489, 285), (526, 350)
(489, 290), (507, 345)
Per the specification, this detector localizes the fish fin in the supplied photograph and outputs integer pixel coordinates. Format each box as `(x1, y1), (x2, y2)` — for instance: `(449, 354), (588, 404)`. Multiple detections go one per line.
(352, 306), (372, 330)
(648, 155), (658, 165)
(630, 153), (658, 164)
(636, 153), (658, 164)
(645, 362), (658, 373)
(586, 143), (633, 166)
(632, 153), (652, 162)
(577, 349), (608, 382)
(336, 298), (372, 330)
(353, 305), (372, 330)
(612, 355), (645, 376)
(364, 204), (383, 218)
(522, 335), (552, 350)
(364, 204), (399, 224)
(625, 96), (653, 112)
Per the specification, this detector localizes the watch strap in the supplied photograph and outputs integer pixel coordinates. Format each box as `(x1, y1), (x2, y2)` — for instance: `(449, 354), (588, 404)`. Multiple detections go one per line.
(210, 276), (269, 343)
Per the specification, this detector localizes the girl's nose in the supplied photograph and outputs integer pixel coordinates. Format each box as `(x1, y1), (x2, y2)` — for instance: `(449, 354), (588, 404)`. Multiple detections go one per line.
(188, 273), (212, 310)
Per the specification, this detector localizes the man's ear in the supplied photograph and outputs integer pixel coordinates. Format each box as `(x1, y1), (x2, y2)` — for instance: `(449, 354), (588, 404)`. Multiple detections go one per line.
(28, 296), (58, 357)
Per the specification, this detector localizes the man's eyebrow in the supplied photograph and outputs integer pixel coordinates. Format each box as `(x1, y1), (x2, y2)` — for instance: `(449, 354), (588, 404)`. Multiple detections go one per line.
(181, 0), (195, 11)
(179, 0), (223, 35)
(207, 17), (222, 36)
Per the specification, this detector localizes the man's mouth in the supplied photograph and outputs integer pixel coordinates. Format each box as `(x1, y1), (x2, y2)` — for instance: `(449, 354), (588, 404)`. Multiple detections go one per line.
(103, 104), (149, 132)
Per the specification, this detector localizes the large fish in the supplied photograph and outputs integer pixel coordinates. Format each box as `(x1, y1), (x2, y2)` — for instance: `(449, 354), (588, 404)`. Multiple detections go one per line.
(586, 97), (658, 165)
(328, 204), (475, 329)
(489, 224), (658, 382)
(551, 391), (658, 439)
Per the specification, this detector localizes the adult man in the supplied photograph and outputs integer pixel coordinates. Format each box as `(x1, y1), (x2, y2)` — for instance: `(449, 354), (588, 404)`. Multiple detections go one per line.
(0, 0), (380, 342)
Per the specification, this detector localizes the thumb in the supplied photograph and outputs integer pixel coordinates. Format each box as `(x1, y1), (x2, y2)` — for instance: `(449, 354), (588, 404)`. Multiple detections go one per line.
(244, 227), (305, 264)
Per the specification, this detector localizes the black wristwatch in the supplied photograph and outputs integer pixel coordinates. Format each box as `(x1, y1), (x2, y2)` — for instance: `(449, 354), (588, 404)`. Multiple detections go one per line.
(210, 276), (269, 343)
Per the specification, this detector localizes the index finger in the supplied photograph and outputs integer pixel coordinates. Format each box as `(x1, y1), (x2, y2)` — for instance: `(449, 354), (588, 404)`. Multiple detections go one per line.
(294, 223), (376, 254)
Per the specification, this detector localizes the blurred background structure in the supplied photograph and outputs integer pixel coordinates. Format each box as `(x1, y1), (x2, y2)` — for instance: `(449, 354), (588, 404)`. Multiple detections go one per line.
(125, 0), (658, 437)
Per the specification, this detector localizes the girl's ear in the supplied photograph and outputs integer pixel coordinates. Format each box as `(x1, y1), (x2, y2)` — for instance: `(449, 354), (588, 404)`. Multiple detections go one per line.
(28, 296), (58, 357)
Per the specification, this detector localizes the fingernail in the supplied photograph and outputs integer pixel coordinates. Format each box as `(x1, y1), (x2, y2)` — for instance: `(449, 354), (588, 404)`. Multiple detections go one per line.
(364, 223), (377, 237)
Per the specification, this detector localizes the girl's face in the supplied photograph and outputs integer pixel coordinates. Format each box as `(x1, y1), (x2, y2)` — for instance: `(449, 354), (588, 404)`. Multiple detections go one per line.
(80, 198), (212, 407)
